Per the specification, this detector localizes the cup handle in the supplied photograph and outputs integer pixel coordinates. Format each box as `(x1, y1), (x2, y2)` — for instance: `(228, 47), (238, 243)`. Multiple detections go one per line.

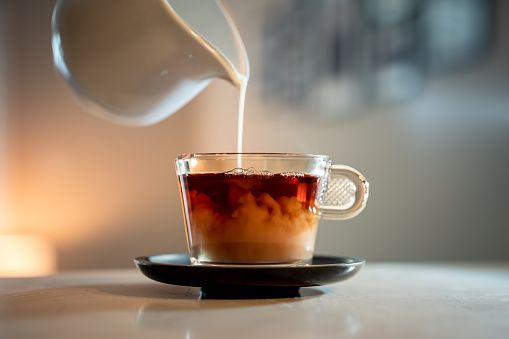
(321, 165), (369, 220)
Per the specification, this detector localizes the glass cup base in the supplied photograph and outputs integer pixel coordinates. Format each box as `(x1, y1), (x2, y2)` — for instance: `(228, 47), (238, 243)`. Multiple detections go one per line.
(190, 256), (313, 266)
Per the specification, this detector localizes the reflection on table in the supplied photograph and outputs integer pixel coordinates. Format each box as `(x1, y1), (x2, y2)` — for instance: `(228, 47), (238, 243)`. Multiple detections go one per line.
(1, 263), (508, 339)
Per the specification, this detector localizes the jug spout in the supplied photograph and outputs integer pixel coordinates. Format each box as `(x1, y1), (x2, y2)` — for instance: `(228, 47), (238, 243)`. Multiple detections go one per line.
(52, 0), (249, 126)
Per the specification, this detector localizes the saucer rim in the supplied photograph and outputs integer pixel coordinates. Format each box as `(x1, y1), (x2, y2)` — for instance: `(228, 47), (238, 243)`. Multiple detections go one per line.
(134, 253), (366, 289)
(134, 253), (366, 269)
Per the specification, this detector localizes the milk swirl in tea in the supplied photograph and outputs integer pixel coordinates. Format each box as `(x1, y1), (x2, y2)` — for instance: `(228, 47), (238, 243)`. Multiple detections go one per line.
(179, 168), (322, 264)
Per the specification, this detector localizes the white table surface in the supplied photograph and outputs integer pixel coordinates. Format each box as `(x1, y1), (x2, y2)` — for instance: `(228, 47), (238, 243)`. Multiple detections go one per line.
(1, 262), (508, 339)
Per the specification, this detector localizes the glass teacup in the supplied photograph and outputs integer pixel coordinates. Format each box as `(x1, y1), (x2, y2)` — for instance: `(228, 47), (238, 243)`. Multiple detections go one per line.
(175, 153), (369, 265)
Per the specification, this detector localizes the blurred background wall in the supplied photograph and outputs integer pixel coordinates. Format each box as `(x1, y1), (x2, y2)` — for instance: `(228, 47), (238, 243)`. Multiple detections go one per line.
(0, 0), (508, 273)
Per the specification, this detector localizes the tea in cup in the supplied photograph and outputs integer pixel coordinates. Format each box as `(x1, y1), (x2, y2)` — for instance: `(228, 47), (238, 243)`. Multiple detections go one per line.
(175, 153), (369, 265)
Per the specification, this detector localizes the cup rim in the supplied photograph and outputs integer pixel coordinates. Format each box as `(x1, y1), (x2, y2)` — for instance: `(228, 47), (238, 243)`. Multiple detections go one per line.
(176, 153), (330, 160)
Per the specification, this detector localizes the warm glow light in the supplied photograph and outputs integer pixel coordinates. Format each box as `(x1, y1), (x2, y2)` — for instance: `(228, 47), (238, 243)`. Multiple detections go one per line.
(0, 234), (56, 277)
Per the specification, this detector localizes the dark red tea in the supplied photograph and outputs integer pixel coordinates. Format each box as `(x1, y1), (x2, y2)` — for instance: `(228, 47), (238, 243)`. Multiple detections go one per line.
(178, 169), (323, 264)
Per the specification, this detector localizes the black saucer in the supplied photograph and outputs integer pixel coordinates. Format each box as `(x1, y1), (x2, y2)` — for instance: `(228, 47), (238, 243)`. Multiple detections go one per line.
(134, 253), (364, 298)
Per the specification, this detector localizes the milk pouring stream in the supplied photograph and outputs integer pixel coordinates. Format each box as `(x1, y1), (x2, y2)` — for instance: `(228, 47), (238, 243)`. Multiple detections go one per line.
(52, 0), (249, 151)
